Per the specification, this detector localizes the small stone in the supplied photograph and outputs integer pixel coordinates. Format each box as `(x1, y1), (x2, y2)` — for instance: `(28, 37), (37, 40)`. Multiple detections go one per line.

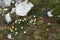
(47, 11), (53, 17)
(58, 15), (60, 17)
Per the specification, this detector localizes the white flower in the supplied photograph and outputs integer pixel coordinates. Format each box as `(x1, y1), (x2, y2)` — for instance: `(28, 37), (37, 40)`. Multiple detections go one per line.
(18, 22), (20, 24)
(15, 20), (17, 23)
(5, 13), (12, 23)
(15, 32), (18, 35)
(15, 0), (34, 16)
(24, 18), (26, 20)
(33, 15), (36, 18)
(15, 28), (17, 30)
(29, 19), (33, 23)
(34, 19), (36, 22)
(47, 23), (51, 25)
(7, 34), (12, 39)
(24, 31), (26, 34)
(21, 27), (23, 29)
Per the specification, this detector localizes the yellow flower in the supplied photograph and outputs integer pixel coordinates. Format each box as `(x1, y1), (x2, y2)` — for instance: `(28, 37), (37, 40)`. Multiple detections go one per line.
(10, 28), (14, 32)
(12, 26), (14, 29)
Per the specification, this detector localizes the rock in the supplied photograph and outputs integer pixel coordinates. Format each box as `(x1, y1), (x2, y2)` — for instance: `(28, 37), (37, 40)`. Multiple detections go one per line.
(15, 0), (34, 16)
(47, 11), (53, 17)
(0, 0), (4, 6)
(5, 13), (12, 24)
(4, 0), (12, 6)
